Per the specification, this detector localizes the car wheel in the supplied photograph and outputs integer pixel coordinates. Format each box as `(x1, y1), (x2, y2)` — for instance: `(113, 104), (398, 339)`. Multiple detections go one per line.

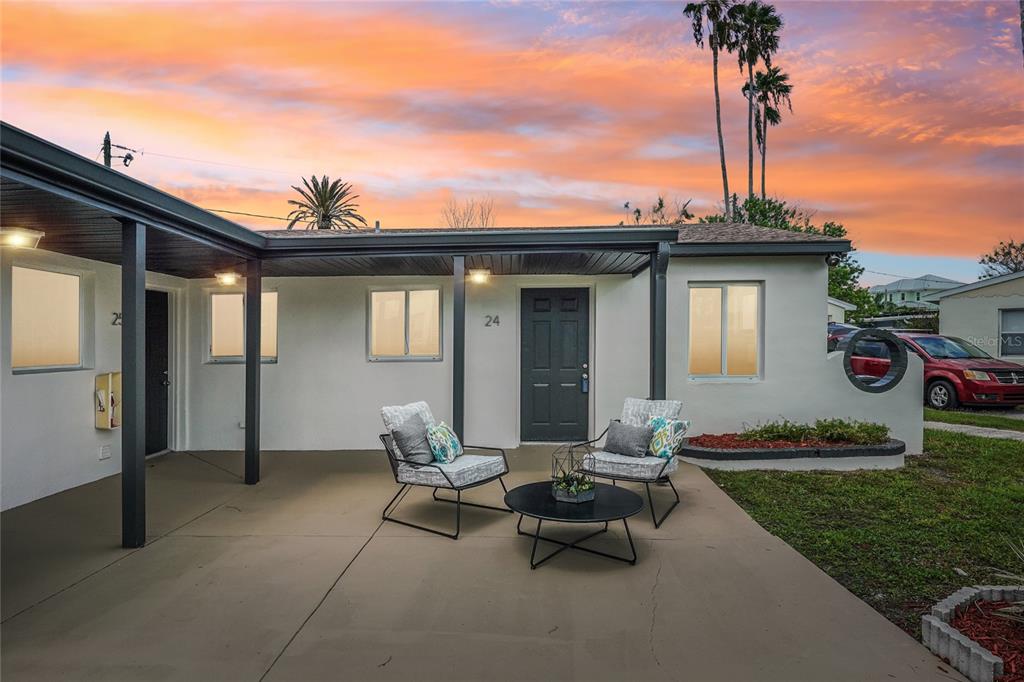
(926, 380), (959, 410)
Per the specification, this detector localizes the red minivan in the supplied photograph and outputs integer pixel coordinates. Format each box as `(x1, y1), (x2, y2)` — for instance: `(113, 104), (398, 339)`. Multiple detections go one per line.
(838, 332), (1024, 410)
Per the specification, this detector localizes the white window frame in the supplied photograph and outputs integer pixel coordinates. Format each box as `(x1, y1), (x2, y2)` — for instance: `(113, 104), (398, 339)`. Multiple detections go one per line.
(366, 286), (443, 362)
(204, 288), (279, 364)
(10, 263), (93, 374)
(998, 308), (1024, 358)
(687, 281), (764, 381)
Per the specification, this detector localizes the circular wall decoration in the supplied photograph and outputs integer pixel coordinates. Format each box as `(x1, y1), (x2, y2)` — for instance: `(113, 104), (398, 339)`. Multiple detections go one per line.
(842, 328), (908, 393)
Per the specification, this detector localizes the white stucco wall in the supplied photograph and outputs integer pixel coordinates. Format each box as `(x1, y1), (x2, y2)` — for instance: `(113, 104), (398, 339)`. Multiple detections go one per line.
(186, 276), (455, 451)
(2, 249), (926, 510)
(186, 273), (648, 450)
(667, 256), (923, 453)
(0, 249), (188, 510)
(937, 278), (1024, 361)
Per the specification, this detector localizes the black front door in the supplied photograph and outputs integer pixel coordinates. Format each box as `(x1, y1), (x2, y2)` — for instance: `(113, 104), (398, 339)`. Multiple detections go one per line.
(521, 288), (589, 441)
(145, 290), (170, 455)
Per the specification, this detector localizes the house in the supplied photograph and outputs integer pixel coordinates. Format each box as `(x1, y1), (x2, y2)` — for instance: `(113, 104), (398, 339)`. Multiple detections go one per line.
(0, 123), (924, 546)
(924, 271), (1024, 360)
(868, 274), (964, 310)
(827, 296), (857, 323)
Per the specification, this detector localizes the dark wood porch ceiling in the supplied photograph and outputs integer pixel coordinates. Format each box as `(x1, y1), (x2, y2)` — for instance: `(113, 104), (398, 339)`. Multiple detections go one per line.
(260, 251), (649, 277)
(1, 178), (248, 278)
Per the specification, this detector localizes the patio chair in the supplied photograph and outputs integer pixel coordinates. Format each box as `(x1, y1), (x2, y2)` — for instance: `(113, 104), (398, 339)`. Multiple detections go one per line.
(571, 397), (683, 528)
(379, 402), (511, 540)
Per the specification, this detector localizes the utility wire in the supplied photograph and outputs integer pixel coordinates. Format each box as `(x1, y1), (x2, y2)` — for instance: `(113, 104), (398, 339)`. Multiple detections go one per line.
(863, 268), (915, 280)
(205, 208), (290, 221)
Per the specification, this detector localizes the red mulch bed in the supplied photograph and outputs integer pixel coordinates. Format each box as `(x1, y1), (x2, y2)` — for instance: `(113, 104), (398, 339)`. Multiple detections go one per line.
(689, 433), (854, 449)
(950, 600), (1024, 682)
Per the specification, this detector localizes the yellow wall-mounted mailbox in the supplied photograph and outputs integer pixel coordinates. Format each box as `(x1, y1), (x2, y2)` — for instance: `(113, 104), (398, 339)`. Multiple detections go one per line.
(95, 372), (122, 430)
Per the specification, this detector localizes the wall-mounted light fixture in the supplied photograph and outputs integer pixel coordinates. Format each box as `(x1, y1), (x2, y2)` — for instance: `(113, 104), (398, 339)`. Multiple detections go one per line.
(468, 268), (491, 284)
(215, 272), (240, 286)
(0, 227), (44, 249)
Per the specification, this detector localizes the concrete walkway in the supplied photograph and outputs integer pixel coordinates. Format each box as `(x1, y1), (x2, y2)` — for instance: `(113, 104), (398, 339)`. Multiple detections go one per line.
(924, 420), (1024, 441)
(1, 449), (958, 681)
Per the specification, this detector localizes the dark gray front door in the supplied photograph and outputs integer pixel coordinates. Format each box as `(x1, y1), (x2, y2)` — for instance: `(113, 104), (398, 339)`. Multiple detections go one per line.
(145, 290), (169, 455)
(521, 288), (589, 441)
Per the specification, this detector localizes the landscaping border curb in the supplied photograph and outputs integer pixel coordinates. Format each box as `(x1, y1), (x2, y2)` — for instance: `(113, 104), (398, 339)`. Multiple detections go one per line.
(921, 585), (1024, 682)
(678, 438), (906, 461)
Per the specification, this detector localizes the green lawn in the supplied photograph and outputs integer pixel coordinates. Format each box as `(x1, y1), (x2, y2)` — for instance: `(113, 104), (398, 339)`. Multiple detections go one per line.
(706, 430), (1024, 637)
(924, 407), (1024, 433)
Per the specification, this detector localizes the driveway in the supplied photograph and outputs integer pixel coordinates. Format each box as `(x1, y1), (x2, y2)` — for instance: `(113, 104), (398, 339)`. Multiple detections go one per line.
(1, 448), (958, 681)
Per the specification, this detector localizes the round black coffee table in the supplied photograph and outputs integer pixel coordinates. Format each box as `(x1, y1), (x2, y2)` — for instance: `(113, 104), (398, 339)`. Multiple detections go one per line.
(504, 482), (643, 569)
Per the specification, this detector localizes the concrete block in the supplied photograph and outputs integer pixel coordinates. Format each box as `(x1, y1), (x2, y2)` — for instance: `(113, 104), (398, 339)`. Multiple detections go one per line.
(929, 618), (945, 653)
(969, 647), (985, 682)
(937, 627), (950, 662)
(953, 633), (971, 674)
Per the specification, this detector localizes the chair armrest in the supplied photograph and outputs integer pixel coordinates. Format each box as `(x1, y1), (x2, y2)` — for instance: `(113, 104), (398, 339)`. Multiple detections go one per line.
(462, 445), (509, 475)
(568, 424), (611, 455)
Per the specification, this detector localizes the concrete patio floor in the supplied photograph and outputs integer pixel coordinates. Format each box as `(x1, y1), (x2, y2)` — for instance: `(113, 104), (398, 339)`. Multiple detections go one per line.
(1, 447), (958, 681)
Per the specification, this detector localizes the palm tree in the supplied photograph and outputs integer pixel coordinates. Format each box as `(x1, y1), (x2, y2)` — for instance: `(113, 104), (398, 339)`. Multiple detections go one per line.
(729, 0), (782, 200)
(286, 175), (368, 230)
(684, 0), (736, 219)
(742, 66), (792, 198)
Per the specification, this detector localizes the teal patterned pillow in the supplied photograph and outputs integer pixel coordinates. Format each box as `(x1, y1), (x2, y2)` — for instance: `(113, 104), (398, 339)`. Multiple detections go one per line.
(647, 416), (690, 459)
(426, 422), (463, 464)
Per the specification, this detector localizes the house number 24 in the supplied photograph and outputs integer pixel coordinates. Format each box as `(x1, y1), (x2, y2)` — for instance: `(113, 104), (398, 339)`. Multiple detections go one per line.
(484, 315), (500, 327)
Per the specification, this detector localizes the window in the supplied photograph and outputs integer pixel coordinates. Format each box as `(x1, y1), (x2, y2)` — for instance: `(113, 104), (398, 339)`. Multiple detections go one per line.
(369, 288), (441, 360)
(11, 266), (82, 370)
(688, 283), (760, 377)
(1001, 309), (1024, 357)
(208, 291), (278, 361)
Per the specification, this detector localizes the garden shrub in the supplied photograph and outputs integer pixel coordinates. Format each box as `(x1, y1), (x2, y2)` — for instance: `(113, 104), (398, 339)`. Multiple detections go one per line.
(739, 418), (889, 444)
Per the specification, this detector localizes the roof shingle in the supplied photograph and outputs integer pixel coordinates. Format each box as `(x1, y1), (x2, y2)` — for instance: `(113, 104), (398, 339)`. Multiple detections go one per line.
(675, 223), (846, 244)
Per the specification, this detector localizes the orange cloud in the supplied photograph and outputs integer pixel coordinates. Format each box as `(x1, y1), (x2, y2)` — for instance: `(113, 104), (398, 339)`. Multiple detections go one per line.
(1, 0), (1021, 258)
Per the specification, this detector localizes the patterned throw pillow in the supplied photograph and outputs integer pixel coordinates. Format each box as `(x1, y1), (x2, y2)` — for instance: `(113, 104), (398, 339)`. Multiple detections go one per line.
(647, 416), (690, 459)
(426, 422), (463, 464)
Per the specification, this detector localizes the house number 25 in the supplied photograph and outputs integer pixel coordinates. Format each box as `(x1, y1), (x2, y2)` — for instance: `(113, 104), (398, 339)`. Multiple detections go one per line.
(484, 315), (500, 327)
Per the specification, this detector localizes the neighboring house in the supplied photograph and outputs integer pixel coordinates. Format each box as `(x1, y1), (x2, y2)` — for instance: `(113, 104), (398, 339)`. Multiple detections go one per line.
(0, 123), (924, 533)
(827, 296), (857, 323)
(868, 274), (964, 310)
(924, 271), (1024, 360)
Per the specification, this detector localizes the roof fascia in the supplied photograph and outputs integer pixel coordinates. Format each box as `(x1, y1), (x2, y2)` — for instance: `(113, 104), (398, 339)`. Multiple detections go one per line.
(260, 228), (680, 258)
(670, 241), (850, 256)
(924, 271), (1024, 301)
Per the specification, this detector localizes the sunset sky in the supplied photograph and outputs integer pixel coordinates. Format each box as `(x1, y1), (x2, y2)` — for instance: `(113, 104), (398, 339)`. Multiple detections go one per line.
(2, 1), (1021, 284)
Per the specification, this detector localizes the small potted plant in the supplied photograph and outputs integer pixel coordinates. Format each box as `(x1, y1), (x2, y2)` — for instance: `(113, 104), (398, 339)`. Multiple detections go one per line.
(551, 444), (596, 503)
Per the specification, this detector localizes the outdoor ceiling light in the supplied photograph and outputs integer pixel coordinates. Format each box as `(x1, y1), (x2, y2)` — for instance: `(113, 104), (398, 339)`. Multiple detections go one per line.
(468, 268), (491, 284)
(0, 227), (44, 249)
(215, 272), (240, 286)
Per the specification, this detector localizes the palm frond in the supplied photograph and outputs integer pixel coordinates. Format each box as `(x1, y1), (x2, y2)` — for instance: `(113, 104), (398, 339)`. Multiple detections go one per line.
(285, 175), (368, 230)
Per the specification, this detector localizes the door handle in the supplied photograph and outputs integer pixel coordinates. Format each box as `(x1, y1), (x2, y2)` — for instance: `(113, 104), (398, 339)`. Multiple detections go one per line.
(581, 373), (589, 394)
(161, 380), (171, 387)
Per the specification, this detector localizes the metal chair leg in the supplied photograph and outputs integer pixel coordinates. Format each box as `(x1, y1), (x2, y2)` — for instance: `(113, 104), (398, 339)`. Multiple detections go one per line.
(644, 477), (680, 529)
(383, 477), (512, 540)
(382, 484), (463, 539)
